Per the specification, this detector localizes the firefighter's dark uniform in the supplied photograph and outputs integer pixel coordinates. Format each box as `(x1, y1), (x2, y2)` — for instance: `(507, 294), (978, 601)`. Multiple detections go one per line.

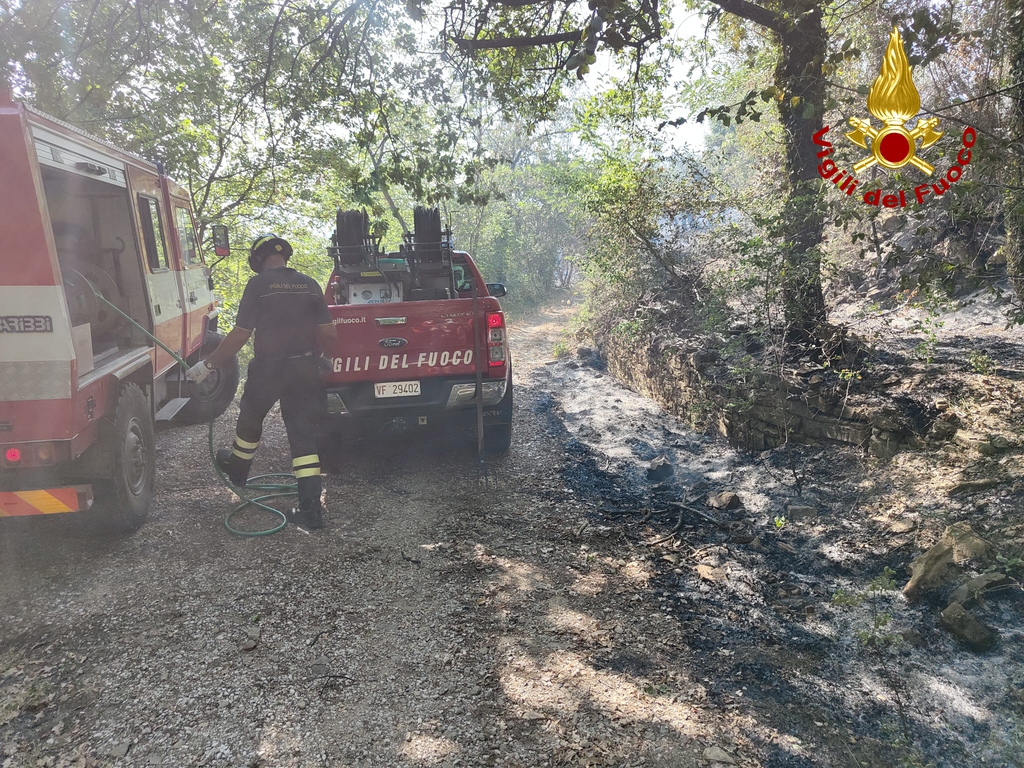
(224, 266), (331, 514)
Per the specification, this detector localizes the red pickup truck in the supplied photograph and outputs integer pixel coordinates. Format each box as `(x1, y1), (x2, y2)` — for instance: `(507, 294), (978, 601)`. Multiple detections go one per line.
(320, 208), (513, 450)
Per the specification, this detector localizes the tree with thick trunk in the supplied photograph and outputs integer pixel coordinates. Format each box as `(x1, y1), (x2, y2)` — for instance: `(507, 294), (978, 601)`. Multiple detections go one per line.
(705, 0), (828, 342)
(1005, 0), (1024, 306)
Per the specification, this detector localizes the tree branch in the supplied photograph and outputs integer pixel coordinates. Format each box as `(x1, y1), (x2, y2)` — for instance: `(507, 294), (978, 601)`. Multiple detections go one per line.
(705, 0), (784, 34)
(492, 0), (568, 5)
(454, 31), (580, 50)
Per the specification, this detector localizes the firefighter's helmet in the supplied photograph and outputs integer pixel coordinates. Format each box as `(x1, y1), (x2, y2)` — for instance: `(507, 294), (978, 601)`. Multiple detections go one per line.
(249, 234), (292, 273)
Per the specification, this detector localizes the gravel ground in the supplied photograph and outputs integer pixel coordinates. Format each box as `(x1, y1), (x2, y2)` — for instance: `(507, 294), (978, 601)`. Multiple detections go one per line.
(1, 304), (1023, 767)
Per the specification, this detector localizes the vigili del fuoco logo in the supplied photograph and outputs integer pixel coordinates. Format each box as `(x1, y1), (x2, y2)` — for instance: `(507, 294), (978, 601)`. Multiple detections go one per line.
(812, 27), (977, 208)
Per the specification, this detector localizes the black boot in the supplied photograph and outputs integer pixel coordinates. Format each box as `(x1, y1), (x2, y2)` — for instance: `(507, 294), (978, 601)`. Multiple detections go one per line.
(215, 448), (250, 488)
(287, 500), (324, 530)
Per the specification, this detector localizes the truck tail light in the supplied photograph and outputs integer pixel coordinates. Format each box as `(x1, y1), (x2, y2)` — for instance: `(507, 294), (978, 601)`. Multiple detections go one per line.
(485, 312), (506, 368)
(34, 443), (56, 465)
(2, 443), (59, 467)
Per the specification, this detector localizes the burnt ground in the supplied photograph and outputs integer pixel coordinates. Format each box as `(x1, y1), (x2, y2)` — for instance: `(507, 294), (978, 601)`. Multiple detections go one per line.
(0, 303), (1022, 768)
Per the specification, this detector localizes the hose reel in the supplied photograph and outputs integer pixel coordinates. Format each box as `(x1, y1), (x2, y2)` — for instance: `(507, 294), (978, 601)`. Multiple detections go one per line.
(62, 264), (125, 335)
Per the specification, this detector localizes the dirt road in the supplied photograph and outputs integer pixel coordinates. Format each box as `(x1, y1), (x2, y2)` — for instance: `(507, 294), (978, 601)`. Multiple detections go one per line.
(1, 305), (1021, 768)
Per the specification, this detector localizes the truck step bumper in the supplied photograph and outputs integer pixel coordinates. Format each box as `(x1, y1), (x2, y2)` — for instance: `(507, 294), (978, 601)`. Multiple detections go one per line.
(0, 486), (94, 517)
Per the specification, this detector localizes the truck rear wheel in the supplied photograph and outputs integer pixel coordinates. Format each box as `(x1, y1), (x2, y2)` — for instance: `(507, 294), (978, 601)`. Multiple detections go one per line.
(97, 383), (154, 531)
(177, 331), (240, 424)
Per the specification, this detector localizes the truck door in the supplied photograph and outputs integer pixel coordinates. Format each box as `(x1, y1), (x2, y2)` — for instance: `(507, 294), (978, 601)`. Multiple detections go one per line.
(170, 199), (208, 355)
(129, 167), (185, 373)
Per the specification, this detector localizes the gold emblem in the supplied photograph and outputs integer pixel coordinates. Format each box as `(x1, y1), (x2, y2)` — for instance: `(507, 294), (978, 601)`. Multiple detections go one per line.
(846, 28), (943, 175)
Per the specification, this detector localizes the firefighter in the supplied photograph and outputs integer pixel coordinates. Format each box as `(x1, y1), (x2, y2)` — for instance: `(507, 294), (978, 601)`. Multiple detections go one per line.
(186, 234), (336, 529)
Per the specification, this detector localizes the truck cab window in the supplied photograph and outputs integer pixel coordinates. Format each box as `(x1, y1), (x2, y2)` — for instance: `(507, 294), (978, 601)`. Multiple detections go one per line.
(138, 195), (168, 270)
(175, 206), (200, 266)
(453, 264), (474, 292)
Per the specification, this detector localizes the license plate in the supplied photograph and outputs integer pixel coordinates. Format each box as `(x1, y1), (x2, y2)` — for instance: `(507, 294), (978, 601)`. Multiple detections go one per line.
(374, 380), (421, 398)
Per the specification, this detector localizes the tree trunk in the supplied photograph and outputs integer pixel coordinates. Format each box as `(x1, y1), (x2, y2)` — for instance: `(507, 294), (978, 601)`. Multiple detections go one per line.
(1006, 0), (1024, 303)
(708, 0), (829, 344)
(774, 6), (828, 343)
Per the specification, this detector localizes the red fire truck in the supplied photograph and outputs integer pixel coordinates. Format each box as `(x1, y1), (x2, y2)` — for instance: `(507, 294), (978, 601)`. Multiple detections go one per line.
(0, 90), (238, 530)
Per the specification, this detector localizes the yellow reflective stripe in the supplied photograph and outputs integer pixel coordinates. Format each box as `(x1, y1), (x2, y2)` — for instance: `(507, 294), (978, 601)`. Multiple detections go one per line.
(294, 467), (321, 479)
(15, 491), (73, 514)
(234, 436), (260, 450)
(232, 448), (255, 461)
(253, 235), (275, 251)
(292, 454), (319, 467)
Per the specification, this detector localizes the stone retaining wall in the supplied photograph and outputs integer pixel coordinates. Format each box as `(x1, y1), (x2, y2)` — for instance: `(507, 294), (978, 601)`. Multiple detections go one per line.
(598, 330), (923, 457)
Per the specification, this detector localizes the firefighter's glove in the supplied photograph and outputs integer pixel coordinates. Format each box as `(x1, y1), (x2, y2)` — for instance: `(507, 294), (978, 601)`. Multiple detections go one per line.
(186, 361), (214, 384)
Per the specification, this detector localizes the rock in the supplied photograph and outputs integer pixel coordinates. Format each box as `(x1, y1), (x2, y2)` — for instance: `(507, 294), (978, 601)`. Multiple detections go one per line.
(943, 522), (993, 564)
(702, 745), (738, 765)
(696, 564), (725, 582)
(888, 519), (916, 534)
(940, 603), (998, 651)
(947, 572), (1012, 607)
(523, 710), (546, 721)
(869, 429), (900, 460)
(947, 478), (1001, 496)
(929, 417), (957, 440)
(870, 409), (904, 430)
(708, 491), (742, 511)
(689, 350), (719, 370)
(786, 505), (817, 521)
(108, 743), (131, 759)
(903, 542), (958, 602)
(239, 639), (258, 652)
(989, 435), (1014, 451)
(900, 629), (926, 647)
(977, 440), (1001, 456)
(647, 454), (673, 483)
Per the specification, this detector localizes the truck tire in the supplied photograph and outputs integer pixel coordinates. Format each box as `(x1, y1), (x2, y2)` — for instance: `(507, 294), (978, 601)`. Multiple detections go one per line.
(96, 383), (155, 531)
(177, 331), (240, 424)
(483, 378), (513, 454)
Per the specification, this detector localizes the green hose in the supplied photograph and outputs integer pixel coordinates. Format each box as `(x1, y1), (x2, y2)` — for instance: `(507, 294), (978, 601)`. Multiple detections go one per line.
(87, 286), (295, 535)
(206, 422), (292, 536)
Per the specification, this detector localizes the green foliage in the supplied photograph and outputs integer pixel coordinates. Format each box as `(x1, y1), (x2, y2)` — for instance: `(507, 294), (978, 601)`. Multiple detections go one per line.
(990, 553), (1024, 578)
(969, 350), (996, 375)
(832, 567), (900, 647)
